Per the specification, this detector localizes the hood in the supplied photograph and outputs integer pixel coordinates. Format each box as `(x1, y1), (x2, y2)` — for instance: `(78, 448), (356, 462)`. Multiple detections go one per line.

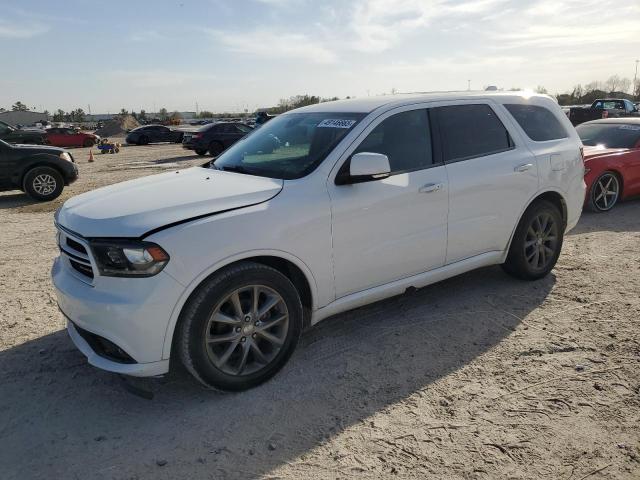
(56, 167), (283, 238)
(583, 146), (628, 161)
(12, 143), (64, 154)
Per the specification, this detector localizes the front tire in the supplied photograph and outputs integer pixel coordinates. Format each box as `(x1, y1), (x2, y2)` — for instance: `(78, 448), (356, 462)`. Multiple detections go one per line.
(177, 262), (303, 391)
(23, 166), (64, 201)
(138, 135), (149, 145)
(502, 199), (564, 280)
(195, 148), (207, 156)
(588, 171), (621, 213)
(83, 138), (95, 147)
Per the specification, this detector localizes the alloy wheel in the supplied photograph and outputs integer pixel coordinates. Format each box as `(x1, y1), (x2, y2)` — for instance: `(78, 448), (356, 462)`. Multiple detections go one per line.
(524, 213), (558, 271)
(592, 174), (619, 211)
(32, 174), (57, 196)
(204, 285), (289, 376)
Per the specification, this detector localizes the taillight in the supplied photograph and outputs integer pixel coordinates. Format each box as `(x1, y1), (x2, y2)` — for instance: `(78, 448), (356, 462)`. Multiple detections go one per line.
(602, 110), (609, 119)
(194, 133), (203, 139)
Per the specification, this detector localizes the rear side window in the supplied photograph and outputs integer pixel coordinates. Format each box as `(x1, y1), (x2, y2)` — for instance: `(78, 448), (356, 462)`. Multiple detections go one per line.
(353, 109), (433, 173)
(504, 104), (567, 141)
(435, 104), (513, 162)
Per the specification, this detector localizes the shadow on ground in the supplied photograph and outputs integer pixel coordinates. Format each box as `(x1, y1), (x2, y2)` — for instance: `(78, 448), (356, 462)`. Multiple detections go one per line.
(568, 200), (640, 235)
(0, 266), (555, 479)
(0, 192), (40, 210)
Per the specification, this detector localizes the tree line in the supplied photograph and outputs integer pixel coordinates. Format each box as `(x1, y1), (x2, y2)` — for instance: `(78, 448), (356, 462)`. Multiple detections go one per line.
(3, 76), (638, 120)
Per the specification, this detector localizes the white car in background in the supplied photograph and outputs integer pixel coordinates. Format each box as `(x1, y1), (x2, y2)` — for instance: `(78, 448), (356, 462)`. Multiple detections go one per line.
(52, 92), (585, 391)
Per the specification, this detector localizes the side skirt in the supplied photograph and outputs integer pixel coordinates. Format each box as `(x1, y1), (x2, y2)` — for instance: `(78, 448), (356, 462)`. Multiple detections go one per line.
(310, 251), (504, 325)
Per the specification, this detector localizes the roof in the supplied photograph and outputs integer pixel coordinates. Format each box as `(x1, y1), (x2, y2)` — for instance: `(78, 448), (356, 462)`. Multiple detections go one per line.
(291, 91), (554, 114)
(580, 117), (640, 125)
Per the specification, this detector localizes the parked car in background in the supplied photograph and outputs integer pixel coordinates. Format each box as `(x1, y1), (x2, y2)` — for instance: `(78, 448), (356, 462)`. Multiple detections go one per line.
(569, 98), (639, 126)
(125, 125), (184, 145)
(182, 122), (252, 156)
(0, 120), (47, 145)
(577, 118), (640, 212)
(46, 127), (100, 148)
(52, 92), (585, 391)
(0, 139), (78, 201)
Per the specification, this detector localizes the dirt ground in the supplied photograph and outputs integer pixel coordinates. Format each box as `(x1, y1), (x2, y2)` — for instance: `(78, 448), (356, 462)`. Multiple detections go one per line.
(0, 142), (638, 480)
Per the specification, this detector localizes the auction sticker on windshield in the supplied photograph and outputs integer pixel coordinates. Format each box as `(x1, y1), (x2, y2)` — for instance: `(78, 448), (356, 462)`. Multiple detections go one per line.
(318, 119), (357, 129)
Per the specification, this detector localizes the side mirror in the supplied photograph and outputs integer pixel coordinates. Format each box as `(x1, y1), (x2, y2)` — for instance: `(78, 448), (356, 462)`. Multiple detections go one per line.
(338, 152), (390, 185)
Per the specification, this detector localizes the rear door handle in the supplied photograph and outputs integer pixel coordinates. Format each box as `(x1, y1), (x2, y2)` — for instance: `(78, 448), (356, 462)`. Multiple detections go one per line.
(514, 163), (533, 172)
(419, 183), (443, 193)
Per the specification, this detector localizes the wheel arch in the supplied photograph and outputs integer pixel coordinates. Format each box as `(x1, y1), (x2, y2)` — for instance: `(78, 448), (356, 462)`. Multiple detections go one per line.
(503, 189), (568, 262)
(162, 251), (318, 360)
(16, 158), (66, 188)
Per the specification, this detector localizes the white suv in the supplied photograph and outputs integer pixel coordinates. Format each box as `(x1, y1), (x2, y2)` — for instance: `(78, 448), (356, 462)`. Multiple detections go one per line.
(52, 93), (585, 390)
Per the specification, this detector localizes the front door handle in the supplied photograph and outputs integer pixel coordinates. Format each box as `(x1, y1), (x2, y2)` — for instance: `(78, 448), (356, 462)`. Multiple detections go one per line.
(514, 163), (534, 172)
(419, 183), (443, 193)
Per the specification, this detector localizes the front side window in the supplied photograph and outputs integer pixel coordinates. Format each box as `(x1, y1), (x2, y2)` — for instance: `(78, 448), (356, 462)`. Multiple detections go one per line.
(504, 104), (568, 141)
(352, 109), (433, 173)
(212, 112), (365, 179)
(435, 104), (513, 162)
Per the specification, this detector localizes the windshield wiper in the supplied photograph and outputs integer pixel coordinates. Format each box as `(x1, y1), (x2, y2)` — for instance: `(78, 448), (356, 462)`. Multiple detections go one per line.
(219, 165), (256, 175)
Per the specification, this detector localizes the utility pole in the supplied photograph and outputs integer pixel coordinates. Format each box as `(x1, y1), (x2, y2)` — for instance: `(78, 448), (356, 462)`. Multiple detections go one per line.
(467, 79), (471, 91)
(634, 60), (639, 98)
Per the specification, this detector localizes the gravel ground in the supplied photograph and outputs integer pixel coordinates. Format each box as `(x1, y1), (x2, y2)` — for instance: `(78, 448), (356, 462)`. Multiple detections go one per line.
(0, 142), (639, 480)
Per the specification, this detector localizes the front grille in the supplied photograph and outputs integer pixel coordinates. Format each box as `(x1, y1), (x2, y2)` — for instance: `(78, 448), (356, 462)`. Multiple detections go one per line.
(70, 259), (94, 278)
(74, 323), (136, 364)
(57, 227), (95, 282)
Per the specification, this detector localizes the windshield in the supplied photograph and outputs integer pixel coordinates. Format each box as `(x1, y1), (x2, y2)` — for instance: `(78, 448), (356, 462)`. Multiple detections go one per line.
(211, 112), (366, 179)
(577, 123), (640, 149)
(592, 100), (624, 110)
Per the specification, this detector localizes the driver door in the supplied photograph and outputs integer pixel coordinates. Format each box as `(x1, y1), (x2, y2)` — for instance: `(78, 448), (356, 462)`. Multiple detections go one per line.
(327, 107), (449, 298)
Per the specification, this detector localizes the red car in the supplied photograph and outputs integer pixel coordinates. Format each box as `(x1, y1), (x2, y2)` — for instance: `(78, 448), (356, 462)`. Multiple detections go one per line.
(46, 127), (99, 148)
(576, 118), (640, 212)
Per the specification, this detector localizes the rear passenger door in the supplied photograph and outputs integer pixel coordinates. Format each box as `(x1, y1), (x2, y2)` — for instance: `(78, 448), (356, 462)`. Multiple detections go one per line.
(433, 102), (538, 264)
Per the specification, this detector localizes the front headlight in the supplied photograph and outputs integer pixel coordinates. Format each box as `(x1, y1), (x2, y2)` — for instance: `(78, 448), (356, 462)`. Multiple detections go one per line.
(90, 240), (170, 277)
(60, 152), (73, 162)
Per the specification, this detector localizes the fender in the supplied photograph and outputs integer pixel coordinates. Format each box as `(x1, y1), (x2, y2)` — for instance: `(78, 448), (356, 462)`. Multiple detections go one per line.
(10, 153), (69, 186)
(160, 248), (319, 359)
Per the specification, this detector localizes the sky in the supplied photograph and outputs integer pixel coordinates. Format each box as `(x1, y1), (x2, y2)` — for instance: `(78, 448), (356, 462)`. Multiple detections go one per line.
(1, 0), (639, 114)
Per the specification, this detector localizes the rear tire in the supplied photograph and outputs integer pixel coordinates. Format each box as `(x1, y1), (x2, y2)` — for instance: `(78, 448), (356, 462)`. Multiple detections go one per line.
(195, 149), (207, 156)
(23, 166), (64, 201)
(502, 199), (564, 280)
(177, 262), (303, 391)
(208, 141), (224, 156)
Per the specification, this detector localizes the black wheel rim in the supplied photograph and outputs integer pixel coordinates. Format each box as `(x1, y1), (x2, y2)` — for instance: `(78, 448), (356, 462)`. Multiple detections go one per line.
(524, 213), (558, 271)
(204, 285), (289, 376)
(592, 174), (619, 211)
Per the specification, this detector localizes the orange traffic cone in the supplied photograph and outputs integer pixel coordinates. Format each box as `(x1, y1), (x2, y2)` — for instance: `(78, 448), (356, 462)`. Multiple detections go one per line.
(88, 150), (94, 163)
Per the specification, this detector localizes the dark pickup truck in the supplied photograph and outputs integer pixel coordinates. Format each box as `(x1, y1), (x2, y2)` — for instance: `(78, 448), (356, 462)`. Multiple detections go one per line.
(569, 99), (639, 126)
(0, 120), (47, 144)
